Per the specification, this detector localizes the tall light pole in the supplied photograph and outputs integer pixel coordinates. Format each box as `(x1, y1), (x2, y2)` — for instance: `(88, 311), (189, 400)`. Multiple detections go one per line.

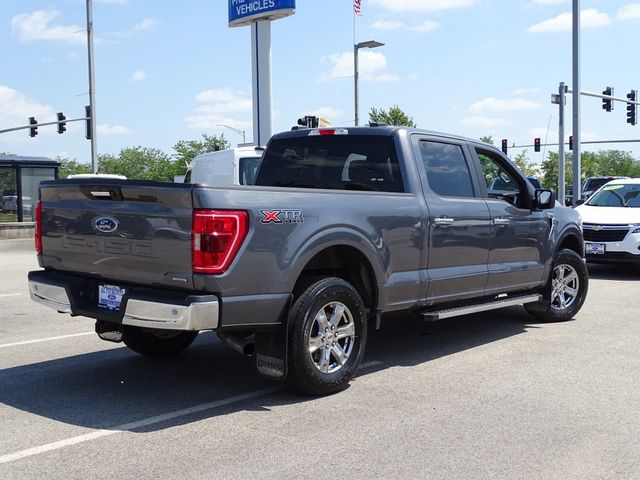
(217, 124), (246, 145)
(571, 0), (581, 205)
(86, 0), (98, 173)
(354, 40), (384, 126)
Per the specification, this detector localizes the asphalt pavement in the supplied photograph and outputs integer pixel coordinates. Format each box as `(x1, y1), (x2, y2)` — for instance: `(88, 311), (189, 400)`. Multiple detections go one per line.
(0, 238), (639, 479)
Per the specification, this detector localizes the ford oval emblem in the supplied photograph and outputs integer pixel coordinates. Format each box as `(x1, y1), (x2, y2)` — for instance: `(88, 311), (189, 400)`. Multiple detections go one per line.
(93, 216), (119, 233)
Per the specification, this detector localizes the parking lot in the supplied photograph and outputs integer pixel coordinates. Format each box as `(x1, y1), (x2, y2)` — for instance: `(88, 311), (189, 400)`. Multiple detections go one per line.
(1, 237), (639, 480)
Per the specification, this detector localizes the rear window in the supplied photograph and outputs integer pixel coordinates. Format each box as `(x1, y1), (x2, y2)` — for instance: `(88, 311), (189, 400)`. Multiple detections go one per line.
(255, 135), (404, 192)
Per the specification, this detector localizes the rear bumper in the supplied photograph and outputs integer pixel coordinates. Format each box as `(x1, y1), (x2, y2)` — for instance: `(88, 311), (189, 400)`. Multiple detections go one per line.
(28, 270), (219, 331)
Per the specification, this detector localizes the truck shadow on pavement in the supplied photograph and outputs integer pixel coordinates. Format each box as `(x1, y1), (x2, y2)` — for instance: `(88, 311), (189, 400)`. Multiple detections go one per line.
(586, 263), (640, 281)
(0, 308), (545, 433)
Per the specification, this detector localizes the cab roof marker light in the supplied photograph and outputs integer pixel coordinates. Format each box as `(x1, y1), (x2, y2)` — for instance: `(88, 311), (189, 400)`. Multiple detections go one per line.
(308, 128), (349, 136)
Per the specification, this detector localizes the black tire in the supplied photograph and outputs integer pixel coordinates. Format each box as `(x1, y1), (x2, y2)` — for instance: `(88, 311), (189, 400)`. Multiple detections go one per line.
(286, 277), (368, 396)
(122, 326), (198, 357)
(525, 248), (588, 322)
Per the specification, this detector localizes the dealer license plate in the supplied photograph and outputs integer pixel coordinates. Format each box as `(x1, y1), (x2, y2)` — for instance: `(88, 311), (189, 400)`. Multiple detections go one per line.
(585, 242), (605, 255)
(98, 284), (125, 311)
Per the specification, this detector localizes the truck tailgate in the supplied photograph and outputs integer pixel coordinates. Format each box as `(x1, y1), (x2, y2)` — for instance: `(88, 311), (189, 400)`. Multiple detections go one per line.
(39, 180), (195, 290)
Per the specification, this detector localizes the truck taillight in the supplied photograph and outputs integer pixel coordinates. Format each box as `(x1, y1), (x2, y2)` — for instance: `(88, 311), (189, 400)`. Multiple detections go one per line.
(35, 201), (42, 254)
(192, 210), (248, 274)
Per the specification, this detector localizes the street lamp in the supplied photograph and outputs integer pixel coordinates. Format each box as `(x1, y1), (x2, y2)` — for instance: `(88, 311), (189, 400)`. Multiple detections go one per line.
(217, 124), (246, 145)
(354, 40), (385, 126)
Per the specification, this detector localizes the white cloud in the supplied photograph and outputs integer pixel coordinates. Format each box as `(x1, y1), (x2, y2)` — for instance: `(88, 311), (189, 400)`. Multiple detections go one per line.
(97, 124), (132, 135)
(618, 4), (640, 21)
(530, 127), (552, 138)
(532, 0), (569, 5)
(408, 73), (419, 81)
(107, 18), (158, 39)
(371, 19), (404, 30)
(0, 85), (56, 131)
(11, 10), (85, 44)
(369, 0), (478, 12)
(411, 21), (441, 32)
(186, 88), (252, 131)
(303, 107), (344, 119)
(460, 116), (510, 128)
(470, 97), (540, 113)
(131, 70), (146, 82)
(528, 9), (612, 33)
(321, 51), (398, 82)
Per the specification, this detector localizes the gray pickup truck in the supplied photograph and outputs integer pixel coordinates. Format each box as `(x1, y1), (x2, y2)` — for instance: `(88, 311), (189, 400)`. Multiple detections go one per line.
(28, 126), (588, 395)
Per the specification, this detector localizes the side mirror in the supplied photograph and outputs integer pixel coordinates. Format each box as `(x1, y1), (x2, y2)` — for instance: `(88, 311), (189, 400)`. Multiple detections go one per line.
(576, 199), (585, 206)
(534, 189), (555, 210)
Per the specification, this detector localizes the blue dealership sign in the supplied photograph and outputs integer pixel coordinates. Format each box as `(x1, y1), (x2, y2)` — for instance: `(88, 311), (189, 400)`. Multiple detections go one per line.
(228, 0), (296, 27)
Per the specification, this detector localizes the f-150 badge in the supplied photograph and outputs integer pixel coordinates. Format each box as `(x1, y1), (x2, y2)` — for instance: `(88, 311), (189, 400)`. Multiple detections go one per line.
(260, 209), (304, 224)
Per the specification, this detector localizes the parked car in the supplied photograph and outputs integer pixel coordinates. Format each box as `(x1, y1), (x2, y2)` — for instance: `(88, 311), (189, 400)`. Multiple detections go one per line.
(28, 126), (587, 395)
(576, 178), (640, 264)
(184, 146), (264, 186)
(581, 176), (628, 202)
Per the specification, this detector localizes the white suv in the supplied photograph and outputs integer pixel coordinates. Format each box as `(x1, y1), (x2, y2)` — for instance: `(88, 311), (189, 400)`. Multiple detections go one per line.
(576, 178), (640, 264)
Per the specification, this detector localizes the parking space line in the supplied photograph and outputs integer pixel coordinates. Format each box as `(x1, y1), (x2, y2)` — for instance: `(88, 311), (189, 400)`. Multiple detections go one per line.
(0, 332), (95, 349)
(0, 293), (23, 298)
(0, 360), (383, 465)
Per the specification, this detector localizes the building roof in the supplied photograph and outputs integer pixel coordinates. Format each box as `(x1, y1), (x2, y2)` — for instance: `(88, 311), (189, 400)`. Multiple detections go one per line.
(0, 155), (59, 167)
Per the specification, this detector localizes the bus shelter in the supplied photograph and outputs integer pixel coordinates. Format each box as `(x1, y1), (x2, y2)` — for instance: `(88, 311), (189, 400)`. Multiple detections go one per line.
(0, 155), (59, 223)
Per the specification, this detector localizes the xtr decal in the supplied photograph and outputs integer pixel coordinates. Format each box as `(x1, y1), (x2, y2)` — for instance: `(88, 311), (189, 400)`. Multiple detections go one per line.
(260, 209), (304, 224)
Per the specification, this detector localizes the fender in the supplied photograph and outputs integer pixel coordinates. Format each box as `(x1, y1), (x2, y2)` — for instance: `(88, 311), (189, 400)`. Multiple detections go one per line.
(283, 226), (386, 297)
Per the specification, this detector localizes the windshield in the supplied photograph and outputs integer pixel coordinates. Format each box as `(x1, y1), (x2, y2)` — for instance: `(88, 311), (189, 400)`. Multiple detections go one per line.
(583, 178), (613, 192)
(586, 184), (640, 207)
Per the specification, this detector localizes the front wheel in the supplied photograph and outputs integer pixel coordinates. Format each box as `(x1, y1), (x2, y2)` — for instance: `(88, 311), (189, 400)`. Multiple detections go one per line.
(286, 277), (368, 396)
(122, 326), (198, 356)
(525, 248), (589, 322)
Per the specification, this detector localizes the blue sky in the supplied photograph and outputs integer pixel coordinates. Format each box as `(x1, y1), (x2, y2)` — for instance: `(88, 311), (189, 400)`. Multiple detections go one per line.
(1, 0), (639, 166)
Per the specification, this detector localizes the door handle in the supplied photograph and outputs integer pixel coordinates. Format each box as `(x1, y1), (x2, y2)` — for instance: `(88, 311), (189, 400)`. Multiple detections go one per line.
(494, 218), (511, 225)
(433, 217), (454, 226)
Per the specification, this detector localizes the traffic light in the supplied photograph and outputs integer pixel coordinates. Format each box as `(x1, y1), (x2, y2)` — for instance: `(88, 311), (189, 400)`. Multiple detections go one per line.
(501, 138), (508, 154)
(85, 105), (92, 140)
(602, 87), (613, 112)
(57, 112), (66, 134)
(569, 135), (574, 151)
(29, 117), (38, 137)
(534, 138), (541, 152)
(627, 90), (637, 126)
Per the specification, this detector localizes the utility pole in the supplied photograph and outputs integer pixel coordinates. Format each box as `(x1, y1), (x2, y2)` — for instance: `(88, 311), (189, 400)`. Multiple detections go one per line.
(86, 0), (98, 173)
(572, 0), (581, 206)
(558, 82), (566, 204)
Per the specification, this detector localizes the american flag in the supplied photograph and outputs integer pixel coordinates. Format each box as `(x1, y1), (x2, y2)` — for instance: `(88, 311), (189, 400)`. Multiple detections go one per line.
(354, 0), (362, 16)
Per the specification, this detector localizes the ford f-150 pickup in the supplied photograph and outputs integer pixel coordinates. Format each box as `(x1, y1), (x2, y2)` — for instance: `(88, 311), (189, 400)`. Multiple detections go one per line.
(28, 126), (588, 395)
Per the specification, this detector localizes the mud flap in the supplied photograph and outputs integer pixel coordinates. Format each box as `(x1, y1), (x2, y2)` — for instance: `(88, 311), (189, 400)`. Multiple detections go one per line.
(254, 321), (288, 380)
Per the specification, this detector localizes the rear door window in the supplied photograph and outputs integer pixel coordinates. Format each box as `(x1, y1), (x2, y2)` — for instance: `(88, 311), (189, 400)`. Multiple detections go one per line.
(255, 135), (404, 192)
(418, 141), (475, 198)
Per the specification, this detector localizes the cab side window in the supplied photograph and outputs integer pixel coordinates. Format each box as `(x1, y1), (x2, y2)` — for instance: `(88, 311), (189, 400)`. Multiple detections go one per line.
(476, 148), (526, 208)
(419, 141), (474, 198)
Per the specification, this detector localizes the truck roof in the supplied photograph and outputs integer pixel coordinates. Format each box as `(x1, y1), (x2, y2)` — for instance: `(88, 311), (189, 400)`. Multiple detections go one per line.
(271, 126), (499, 151)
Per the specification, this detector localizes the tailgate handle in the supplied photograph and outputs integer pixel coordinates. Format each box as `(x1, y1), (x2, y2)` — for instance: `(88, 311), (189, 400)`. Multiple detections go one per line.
(80, 185), (123, 201)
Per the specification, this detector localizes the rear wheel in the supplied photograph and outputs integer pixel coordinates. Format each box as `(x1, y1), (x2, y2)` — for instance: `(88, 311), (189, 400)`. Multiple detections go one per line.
(525, 249), (588, 322)
(286, 277), (367, 396)
(122, 326), (198, 356)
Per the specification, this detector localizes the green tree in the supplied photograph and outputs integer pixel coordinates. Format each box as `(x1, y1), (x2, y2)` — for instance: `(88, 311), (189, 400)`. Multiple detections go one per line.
(541, 149), (640, 190)
(479, 135), (494, 145)
(368, 105), (416, 127)
(513, 149), (538, 177)
(173, 133), (230, 168)
(57, 157), (92, 179)
(98, 147), (178, 181)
